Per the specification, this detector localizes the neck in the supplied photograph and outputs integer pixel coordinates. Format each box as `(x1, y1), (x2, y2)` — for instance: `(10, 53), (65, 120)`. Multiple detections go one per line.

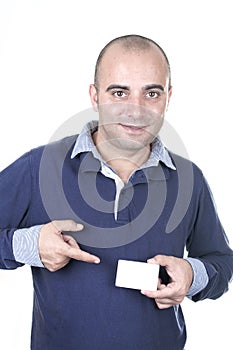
(92, 131), (150, 182)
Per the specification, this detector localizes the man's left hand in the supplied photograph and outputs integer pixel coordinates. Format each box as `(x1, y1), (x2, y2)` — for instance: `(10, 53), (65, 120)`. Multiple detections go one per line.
(141, 255), (193, 309)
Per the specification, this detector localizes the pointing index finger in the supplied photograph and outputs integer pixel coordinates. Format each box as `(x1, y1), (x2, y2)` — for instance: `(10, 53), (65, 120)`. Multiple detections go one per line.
(66, 245), (100, 264)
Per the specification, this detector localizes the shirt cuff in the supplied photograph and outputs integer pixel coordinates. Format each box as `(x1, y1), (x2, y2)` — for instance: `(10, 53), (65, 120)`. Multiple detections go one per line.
(12, 225), (44, 267)
(186, 257), (209, 297)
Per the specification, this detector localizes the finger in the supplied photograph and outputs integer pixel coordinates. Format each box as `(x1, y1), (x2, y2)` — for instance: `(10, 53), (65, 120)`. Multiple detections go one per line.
(147, 258), (159, 265)
(155, 293), (184, 308)
(156, 300), (174, 309)
(140, 280), (165, 298)
(157, 279), (166, 290)
(155, 287), (185, 306)
(140, 278), (167, 298)
(141, 290), (157, 298)
(148, 254), (172, 267)
(62, 238), (100, 264)
(140, 289), (170, 299)
(62, 234), (79, 246)
(141, 288), (182, 308)
(52, 220), (84, 233)
(140, 289), (177, 308)
(68, 247), (100, 264)
(141, 283), (175, 299)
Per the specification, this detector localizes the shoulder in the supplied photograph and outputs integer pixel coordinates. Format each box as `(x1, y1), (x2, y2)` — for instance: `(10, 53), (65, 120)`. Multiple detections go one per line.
(29, 134), (78, 163)
(168, 151), (205, 188)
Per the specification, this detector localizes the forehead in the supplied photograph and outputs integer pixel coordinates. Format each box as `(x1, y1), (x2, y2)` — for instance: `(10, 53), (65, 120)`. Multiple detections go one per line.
(98, 43), (169, 86)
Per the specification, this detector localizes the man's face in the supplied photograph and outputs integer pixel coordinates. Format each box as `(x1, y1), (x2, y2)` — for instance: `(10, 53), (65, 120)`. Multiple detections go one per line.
(89, 44), (172, 152)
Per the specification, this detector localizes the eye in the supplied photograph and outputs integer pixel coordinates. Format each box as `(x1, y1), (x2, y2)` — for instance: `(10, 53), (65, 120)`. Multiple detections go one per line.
(146, 91), (161, 99)
(112, 90), (127, 98)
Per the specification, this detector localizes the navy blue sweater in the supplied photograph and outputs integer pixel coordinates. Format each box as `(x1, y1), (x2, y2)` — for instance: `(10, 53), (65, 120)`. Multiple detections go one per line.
(0, 135), (233, 350)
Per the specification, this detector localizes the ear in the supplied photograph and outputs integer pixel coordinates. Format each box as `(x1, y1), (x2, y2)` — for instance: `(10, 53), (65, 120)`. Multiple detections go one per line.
(89, 84), (99, 112)
(166, 86), (173, 111)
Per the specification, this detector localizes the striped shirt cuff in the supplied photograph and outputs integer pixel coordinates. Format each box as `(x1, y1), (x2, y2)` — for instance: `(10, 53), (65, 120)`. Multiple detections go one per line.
(13, 226), (44, 267)
(186, 257), (209, 297)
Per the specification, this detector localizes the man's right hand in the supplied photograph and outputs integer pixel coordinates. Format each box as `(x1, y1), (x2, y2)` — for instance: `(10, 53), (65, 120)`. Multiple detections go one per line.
(38, 220), (100, 272)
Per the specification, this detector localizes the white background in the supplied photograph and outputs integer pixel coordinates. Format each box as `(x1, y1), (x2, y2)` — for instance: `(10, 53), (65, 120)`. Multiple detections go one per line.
(0, 1), (232, 349)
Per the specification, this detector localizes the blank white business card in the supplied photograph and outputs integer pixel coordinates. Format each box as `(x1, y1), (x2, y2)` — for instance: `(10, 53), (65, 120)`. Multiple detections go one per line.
(115, 259), (159, 292)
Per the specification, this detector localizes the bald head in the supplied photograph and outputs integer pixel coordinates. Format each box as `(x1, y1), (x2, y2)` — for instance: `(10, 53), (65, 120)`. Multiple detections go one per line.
(94, 34), (171, 89)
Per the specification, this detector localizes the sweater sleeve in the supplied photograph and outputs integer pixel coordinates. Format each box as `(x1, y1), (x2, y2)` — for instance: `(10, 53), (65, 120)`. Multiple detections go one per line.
(0, 152), (34, 269)
(186, 174), (233, 301)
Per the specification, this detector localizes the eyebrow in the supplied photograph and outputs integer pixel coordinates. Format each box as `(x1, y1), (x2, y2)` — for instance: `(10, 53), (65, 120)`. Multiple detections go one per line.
(106, 84), (130, 92)
(106, 84), (165, 92)
(144, 84), (165, 92)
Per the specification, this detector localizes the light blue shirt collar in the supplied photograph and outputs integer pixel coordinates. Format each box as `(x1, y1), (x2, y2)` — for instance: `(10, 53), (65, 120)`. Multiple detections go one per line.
(71, 120), (176, 170)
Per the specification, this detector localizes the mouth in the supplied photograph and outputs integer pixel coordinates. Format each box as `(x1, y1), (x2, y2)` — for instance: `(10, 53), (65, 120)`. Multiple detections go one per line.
(119, 123), (146, 133)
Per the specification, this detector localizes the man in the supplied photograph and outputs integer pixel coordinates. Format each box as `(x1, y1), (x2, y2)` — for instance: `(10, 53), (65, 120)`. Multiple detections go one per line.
(0, 34), (232, 350)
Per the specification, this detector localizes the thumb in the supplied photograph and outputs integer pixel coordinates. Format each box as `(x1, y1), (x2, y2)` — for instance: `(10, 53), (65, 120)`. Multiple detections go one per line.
(52, 219), (84, 233)
(147, 254), (171, 267)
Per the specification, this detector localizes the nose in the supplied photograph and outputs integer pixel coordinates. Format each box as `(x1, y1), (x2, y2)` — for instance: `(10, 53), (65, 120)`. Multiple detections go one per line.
(128, 92), (144, 108)
(128, 107), (144, 120)
(126, 98), (146, 119)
